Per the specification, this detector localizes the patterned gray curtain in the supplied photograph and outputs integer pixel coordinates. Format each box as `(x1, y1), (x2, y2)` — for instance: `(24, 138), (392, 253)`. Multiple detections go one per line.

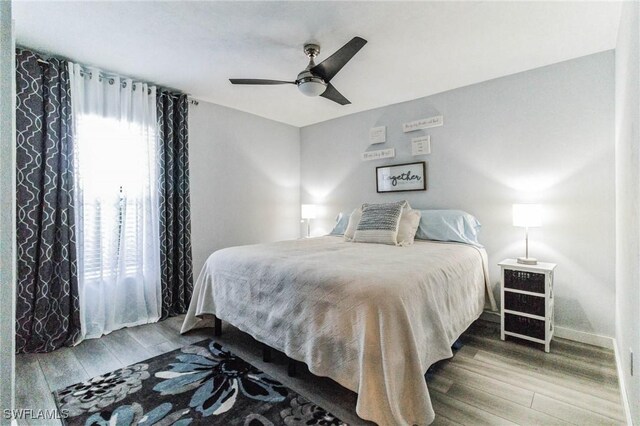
(157, 91), (193, 318)
(15, 48), (81, 353)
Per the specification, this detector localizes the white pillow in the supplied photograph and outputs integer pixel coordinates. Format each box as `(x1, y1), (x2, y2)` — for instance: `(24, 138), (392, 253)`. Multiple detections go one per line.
(353, 201), (407, 245)
(343, 208), (362, 241)
(396, 207), (421, 245)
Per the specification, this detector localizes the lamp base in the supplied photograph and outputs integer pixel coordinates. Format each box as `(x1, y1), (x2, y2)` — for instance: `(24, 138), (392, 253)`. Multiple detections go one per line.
(517, 257), (538, 265)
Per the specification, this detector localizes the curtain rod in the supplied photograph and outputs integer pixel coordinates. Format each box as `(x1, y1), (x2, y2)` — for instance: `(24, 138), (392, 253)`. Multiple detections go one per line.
(24, 48), (198, 103)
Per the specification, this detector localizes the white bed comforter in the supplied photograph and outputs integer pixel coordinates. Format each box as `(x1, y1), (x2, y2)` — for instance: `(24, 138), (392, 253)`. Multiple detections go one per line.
(182, 236), (490, 425)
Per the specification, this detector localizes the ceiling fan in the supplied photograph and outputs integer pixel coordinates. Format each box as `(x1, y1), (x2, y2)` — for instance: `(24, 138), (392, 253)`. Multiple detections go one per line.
(229, 37), (367, 105)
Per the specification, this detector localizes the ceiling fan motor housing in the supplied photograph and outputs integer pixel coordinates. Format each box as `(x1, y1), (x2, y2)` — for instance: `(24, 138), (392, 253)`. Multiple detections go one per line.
(297, 44), (327, 96)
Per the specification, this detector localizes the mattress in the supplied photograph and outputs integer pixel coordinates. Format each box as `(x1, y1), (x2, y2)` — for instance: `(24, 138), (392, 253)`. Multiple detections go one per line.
(181, 236), (490, 425)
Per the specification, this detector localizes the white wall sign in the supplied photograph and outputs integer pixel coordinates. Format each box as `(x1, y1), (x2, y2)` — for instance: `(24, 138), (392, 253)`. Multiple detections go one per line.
(362, 148), (395, 161)
(369, 126), (386, 144)
(412, 135), (431, 156)
(403, 115), (443, 132)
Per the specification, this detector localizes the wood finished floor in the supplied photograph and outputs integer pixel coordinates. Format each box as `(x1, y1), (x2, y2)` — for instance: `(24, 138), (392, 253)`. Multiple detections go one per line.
(15, 318), (625, 425)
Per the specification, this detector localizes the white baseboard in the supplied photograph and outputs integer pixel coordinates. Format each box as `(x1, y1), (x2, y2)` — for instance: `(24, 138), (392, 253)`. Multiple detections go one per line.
(480, 310), (614, 349)
(480, 310), (500, 323)
(613, 342), (633, 425)
(554, 326), (614, 350)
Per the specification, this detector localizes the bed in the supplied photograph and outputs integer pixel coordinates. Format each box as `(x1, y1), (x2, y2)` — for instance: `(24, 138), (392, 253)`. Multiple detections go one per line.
(181, 235), (492, 425)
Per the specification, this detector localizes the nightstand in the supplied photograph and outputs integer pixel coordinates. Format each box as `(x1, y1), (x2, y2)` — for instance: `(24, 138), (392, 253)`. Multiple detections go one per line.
(499, 259), (557, 352)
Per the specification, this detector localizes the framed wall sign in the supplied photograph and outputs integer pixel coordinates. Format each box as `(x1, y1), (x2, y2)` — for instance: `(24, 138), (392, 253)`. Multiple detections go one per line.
(376, 161), (426, 193)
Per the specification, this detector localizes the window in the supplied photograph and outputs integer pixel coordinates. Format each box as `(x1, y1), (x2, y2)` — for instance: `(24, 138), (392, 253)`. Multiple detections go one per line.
(75, 115), (157, 281)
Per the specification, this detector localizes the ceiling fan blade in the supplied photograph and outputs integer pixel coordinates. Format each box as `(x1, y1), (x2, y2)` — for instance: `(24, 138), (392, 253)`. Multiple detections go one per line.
(229, 79), (295, 85)
(320, 83), (351, 105)
(310, 36), (367, 82)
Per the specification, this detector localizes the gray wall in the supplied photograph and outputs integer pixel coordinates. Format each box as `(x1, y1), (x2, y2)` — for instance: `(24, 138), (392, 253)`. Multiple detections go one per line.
(301, 52), (616, 337)
(0, 0), (15, 415)
(189, 101), (300, 274)
(615, 1), (639, 422)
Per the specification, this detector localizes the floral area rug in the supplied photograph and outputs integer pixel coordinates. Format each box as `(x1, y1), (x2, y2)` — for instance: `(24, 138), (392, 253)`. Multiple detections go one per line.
(53, 340), (347, 426)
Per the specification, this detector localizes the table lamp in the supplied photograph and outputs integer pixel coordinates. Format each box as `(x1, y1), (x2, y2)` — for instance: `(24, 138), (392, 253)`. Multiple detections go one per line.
(301, 204), (317, 238)
(513, 203), (541, 265)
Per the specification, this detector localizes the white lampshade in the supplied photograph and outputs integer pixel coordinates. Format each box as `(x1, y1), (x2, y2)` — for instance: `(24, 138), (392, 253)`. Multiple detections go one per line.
(301, 204), (317, 219)
(513, 204), (541, 228)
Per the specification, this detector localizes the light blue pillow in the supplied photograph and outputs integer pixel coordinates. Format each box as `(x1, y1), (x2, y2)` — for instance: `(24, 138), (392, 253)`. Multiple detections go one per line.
(415, 210), (482, 246)
(329, 212), (351, 236)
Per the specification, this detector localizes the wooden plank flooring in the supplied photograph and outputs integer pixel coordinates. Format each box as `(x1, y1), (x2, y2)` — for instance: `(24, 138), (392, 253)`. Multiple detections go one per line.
(15, 318), (625, 425)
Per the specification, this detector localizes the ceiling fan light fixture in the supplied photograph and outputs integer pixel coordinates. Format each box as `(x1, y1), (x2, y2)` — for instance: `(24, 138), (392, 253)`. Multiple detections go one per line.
(297, 78), (327, 97)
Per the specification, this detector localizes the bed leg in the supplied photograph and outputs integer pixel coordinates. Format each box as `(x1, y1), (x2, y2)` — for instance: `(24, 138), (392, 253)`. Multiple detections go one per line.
(287, 358), (297, 377)
(425, 364), (436, 382)
(451, 338), (463, 351)
(262, 346), (272, 363)
(214, 317), (222, 337)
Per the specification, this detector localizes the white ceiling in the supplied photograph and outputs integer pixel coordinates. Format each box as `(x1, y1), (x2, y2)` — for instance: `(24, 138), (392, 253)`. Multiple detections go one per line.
(14, 1), (622, 127)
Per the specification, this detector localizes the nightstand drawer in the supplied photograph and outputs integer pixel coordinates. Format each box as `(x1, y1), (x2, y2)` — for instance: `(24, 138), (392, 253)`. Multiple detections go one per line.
(504, 313), (545, 340)
(504, 269), (545, 293)
(504, 292), (545, 316)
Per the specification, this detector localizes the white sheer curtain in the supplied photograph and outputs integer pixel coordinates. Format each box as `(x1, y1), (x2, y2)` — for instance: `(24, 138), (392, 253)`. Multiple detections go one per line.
(69, 63), (161, 339)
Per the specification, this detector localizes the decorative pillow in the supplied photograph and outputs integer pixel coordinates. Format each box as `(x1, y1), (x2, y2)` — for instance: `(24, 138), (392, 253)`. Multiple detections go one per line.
(415, 209), (482, 246)
(329, 212), (350, 236)
(343, 208), (362, 241)
(396, 207), (421, 246)
(353, 201), (407, 245)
